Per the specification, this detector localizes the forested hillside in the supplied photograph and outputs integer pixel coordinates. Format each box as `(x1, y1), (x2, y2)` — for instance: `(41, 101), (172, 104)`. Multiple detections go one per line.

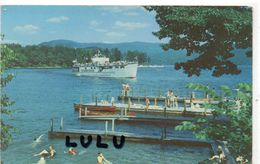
(5, 44), (150, 67)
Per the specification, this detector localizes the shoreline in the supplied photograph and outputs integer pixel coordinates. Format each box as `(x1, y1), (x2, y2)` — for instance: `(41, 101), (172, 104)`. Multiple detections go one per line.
(11, 64), (251, 69)
(12, 66), (71, 69)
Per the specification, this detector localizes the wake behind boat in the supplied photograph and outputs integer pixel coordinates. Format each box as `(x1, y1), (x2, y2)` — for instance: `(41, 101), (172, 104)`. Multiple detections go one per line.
(72, 50), (138, 78)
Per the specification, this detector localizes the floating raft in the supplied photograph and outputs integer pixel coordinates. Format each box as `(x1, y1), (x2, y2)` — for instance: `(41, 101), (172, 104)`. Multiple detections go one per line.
(48, 129), (235, 163)
(48, 129), (210, 147)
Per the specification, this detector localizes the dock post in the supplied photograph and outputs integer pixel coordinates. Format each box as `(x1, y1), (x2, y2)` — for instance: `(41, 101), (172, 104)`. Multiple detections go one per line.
(164, 127), (167, 139)
(183, 99), (187, 114)
(125, 108), (127, 116)
(160, 128), (163, 140)
(190, 97), (194, 110)
(121, 108), (123, 116)
(105, 121), (108, 135)
(154, 98), (157, 106)
(128, 97), (131, 111)
(60, 117), (63, 130)
(95, 96), (98, 106)
(175, 99), (179, 109)
(111, 119), (115, 132)
(79, 107), (82, 118)
(207, 94), (211, 103)
(191, 92), (195, 99)
(50, 119), (53, 132)
(164, 107), (166, 118)
(80, 96), (82, 104)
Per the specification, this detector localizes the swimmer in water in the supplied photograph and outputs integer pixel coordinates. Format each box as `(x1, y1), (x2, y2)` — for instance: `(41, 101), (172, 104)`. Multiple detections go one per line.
(32, 134), (45, 147)
(68, 148), (77, 155)
(34, 145), (56, 158)
(97, 152), (111, 164)
(37, 156), (46, 164)
(49, 145), (56, 158)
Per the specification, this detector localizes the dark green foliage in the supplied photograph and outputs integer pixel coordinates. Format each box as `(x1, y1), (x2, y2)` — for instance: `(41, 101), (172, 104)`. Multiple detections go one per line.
(110, 48), (122, 62)
(176, 83), (252, 160)
(0, 36), (16, 151)
(125, 50), (150, 64)
(5, 44), (149, 67)
(145, 6), (252, 76)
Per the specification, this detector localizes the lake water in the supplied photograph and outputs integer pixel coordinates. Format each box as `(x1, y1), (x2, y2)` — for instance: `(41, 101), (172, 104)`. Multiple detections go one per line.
(2, 65), (252, 164)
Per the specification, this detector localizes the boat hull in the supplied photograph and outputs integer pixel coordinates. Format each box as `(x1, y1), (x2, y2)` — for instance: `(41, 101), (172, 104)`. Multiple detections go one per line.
(74, 104), (116, 112)
(73, 63), (138, 78)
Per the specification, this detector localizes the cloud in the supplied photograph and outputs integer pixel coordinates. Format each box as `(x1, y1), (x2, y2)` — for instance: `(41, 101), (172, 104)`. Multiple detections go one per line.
(95, 29), (107, 33)
(124, 12), (139, 16)
(100, 7), (143, 17)
(46, 16), (69, 23)
(105, 32), (126, 38)
(88, 20), (107, 33)
(89, 20), (100, 27)
(13, 24), (39, 34)
(114, 21), (148, 30)
(101, 6), (138, 13)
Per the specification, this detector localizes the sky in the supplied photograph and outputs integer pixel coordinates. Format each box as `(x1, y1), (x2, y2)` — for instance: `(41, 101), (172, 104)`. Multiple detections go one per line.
(0, 6), (163, 45)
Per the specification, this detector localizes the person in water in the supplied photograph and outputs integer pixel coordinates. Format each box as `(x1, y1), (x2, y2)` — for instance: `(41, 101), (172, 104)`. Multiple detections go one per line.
(34, 149), (49, 158)
(97, 152), (110, 164)
(68, 147), (77, 155)
(198, 146), (226, 164)
(236, 156), (248, 164)
(209, 146), (226, 163)
(37, 157), (46, 164)
(49, 145), (56, 158)
(34, 145), (56, 158)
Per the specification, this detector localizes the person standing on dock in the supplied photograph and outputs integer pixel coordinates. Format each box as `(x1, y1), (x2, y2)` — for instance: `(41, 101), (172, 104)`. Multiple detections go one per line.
(111, 97), (115, 106)
(169, 90), (174, 108)
(122, 84), (130, 97)
(166, 90), (171, 107)
(170, 90), (178, 108)
(145, 97), (150, 111)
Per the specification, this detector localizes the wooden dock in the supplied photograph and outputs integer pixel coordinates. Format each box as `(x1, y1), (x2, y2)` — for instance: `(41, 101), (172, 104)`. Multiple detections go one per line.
(75, 102), (213, 116)
(48, 129), (235, 164)
(48, 118), (235, 164)
(48, 129), (212, 147)
(79, 115), (195, 127)
(48, 129), (236, 164)
(118, 95), (219, 104)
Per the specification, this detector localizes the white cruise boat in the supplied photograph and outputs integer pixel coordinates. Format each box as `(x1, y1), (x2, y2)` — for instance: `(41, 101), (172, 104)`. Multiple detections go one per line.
(72, 50), (138, 78)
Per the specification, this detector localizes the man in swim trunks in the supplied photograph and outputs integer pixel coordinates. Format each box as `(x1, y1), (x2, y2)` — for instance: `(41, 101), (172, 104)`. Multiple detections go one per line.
(97, 152), (106, 164)
(49, 145), (56, 158)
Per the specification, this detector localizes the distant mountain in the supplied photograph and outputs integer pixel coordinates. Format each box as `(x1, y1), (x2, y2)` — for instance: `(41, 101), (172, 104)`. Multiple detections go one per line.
(39, 39), (252, 65)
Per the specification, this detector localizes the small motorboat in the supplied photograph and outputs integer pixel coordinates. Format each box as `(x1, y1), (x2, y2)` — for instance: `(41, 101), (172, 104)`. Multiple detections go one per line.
(74, 103), (116, 113)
